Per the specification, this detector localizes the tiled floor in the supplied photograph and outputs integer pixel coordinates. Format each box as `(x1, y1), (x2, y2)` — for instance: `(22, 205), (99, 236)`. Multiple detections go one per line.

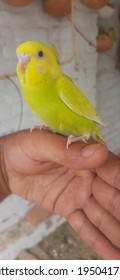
(16, 222), (100, 260)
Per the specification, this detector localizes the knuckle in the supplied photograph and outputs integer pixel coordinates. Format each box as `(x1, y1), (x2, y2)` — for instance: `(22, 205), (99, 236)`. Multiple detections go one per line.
(108, 190), (120, 214)
(94, 208), (106, 229)
(113, 165), (120, 189)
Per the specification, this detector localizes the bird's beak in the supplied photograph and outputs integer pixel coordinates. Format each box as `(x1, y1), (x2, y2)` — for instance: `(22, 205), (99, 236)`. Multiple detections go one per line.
(17, 53), (30, 73)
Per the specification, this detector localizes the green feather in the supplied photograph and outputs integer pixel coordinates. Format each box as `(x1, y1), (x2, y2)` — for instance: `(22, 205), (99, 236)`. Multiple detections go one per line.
(16, 40), (105, 144)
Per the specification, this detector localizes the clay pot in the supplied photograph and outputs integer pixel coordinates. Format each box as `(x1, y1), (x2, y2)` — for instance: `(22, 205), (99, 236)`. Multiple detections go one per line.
(83, 0), (109, 10)
(97, 34), (113, 52)
(43, 0), (71, 17)
(98, 5), (115, 18)
(6, 0), (33, 7)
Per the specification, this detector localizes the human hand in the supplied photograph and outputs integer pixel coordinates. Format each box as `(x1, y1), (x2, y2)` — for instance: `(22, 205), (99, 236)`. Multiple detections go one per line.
(0, 129), (120, 259)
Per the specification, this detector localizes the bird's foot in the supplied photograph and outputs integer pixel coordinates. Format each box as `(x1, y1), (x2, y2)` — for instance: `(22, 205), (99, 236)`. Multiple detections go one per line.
(66, 134), (90, 149)
(30, 125), (54, 133)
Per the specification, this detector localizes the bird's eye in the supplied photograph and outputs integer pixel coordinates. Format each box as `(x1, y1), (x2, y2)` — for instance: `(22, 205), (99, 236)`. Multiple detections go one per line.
(38, 50), (44, 58)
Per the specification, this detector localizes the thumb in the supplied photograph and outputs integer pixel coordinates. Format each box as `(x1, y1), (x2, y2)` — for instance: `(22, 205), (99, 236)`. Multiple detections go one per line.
(26, 130), (108, 170)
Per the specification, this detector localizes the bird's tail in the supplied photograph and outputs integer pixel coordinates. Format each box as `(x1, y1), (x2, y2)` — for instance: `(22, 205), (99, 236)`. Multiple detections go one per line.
(94, 126), (106, 145)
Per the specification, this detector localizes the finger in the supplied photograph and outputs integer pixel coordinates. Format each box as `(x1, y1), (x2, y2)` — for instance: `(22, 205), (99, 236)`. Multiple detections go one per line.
(20, 129), (108, 170)
(96, 151), (120, 189)
(92, 176), (120, 221)
(83, 196), (120, 249)
(68, 210), (120, 260)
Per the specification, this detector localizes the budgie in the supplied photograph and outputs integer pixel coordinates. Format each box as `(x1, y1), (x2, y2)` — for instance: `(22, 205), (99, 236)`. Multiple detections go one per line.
(16, 40), (105, 148)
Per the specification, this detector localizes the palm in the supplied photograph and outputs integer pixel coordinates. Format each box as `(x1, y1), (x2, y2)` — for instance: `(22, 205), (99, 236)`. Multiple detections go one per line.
(5, 132), (94, 217)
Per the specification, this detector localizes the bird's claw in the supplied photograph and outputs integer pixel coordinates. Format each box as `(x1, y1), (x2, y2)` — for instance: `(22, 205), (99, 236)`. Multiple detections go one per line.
(66, 134), (89, 149)
(30, 125), (47, 133)
(30, 125), (55, 133)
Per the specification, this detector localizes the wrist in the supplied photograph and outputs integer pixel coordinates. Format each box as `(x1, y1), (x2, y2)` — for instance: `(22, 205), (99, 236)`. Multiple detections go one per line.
(0, 138), (10, 201)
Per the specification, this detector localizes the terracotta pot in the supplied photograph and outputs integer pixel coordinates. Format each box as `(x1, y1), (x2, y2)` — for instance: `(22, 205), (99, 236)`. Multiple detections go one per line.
(97, 34), (113, 52)
(6, 0), (33, 7)
(43, 0), (71, 17)
(83, 0), (109, 10)
(98, 5), (115, 18)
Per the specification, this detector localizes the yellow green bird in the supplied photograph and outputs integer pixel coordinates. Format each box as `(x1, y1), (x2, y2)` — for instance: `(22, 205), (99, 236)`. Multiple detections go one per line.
(16, 40), (105, 148)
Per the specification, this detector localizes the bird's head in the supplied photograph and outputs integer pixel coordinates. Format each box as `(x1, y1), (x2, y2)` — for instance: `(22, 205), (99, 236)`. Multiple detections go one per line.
(16, 40), (62, 85)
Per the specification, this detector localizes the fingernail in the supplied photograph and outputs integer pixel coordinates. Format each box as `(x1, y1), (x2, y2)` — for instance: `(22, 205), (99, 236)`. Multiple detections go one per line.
(81, 144), (101, 158)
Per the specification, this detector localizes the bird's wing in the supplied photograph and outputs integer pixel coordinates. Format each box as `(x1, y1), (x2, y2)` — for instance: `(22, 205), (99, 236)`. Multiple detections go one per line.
(56, 75), (105, 126)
